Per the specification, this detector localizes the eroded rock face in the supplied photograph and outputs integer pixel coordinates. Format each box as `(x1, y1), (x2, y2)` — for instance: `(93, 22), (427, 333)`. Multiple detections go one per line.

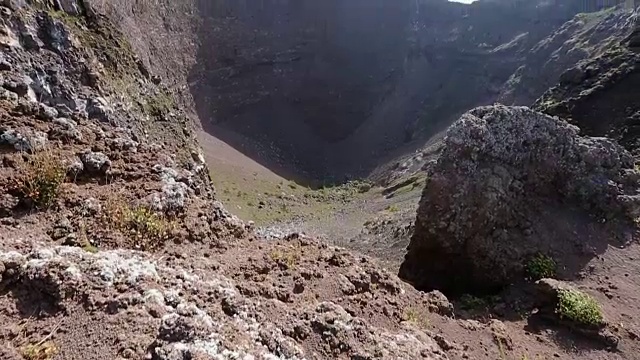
(399, 105), (640, 294)
(534, 10), (640, 155)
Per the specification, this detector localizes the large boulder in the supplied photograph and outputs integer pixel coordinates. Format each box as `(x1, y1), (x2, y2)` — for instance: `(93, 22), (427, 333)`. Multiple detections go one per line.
(399, 105), (640, 294)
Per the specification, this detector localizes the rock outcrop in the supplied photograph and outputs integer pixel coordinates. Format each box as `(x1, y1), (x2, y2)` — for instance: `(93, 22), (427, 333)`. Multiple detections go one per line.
(399, 105), (640, 294)
(0, 240), (457, 359)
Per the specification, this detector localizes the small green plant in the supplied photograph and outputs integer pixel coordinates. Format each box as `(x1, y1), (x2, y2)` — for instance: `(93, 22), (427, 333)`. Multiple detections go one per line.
(279, 203), (290, 213)
(385, 204), (400, 213)
(526, 253), (557, 280)
(556, 289), (604, 327)
(104, 197), (174, 250)
(21, 341), (57, 360)
(13, 151), (66, 209)
(82, 242), (99, 254)
(404, 307), (430, 328)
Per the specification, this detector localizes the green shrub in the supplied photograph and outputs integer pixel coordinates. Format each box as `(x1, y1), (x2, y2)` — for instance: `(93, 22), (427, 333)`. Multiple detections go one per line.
(78, 221), (98, 253)
(556, 289), (604, 327)
(357, 182), (372, 193)
(526, 253), (556, 280)
(141, 92), (174, 117)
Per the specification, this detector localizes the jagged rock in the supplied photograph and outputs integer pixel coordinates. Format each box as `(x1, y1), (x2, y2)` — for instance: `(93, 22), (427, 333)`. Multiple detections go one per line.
(559, 66), (586, 84)
(0, 87), (18, 102)
(535, 45), (640, 155)
(106, 136), (138, 152)
(534, 278), (576, 304)
(38, 103), (59, 120)
(424, 290), (453, 316)
(0, 58), (12, 71)
(148, 165), (191, 213)
(0, 128), (47, 152)
(0, 0), (25, 11)
(158, 181), (189, 213)
(16, 18), (42, 50)
(489, 319), (513, 350)
(2, 76), (30, 97)
(49, 217), (74, 240)
(306, 301), (449, 359)
(188, 150), (206, 174)
(80, 150), (111, 174)
(66, 156), (84, 175)
(38, 13), (77, 52)
(82, 197), (101, 215)
(50, 117), (82, 142)
(0, 245), (456, 359)
(399, 105), (640, 294)
(54, 0), (84, 16)
(0, 194), (18, 217)
(87, 97), (113, 122)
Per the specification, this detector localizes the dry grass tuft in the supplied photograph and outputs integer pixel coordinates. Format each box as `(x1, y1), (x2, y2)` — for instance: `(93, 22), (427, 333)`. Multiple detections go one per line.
(21, 341), (57, 360)
(269, 246), (301, 269)
(12, 150), (66, 209)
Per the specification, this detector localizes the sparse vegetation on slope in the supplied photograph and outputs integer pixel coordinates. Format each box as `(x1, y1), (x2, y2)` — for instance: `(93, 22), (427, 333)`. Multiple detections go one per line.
(404, 307), (430, 329)
(103, 197), (175, 250)
(212, 168), (375, 226)
(11, 150), (66, 209)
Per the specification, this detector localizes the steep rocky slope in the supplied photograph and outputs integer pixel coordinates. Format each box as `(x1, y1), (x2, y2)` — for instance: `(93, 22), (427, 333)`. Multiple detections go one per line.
(0, 2), (569, 359)
(3, 1), (640, 360)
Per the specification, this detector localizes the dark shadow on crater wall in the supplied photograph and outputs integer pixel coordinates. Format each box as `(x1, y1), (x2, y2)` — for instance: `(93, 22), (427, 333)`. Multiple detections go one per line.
(187, 0), (427, 183)
(187, 0), (587, 183)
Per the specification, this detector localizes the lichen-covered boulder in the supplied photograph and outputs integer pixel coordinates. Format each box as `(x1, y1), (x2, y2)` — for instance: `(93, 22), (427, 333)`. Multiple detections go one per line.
(399, 105), (640, 294)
